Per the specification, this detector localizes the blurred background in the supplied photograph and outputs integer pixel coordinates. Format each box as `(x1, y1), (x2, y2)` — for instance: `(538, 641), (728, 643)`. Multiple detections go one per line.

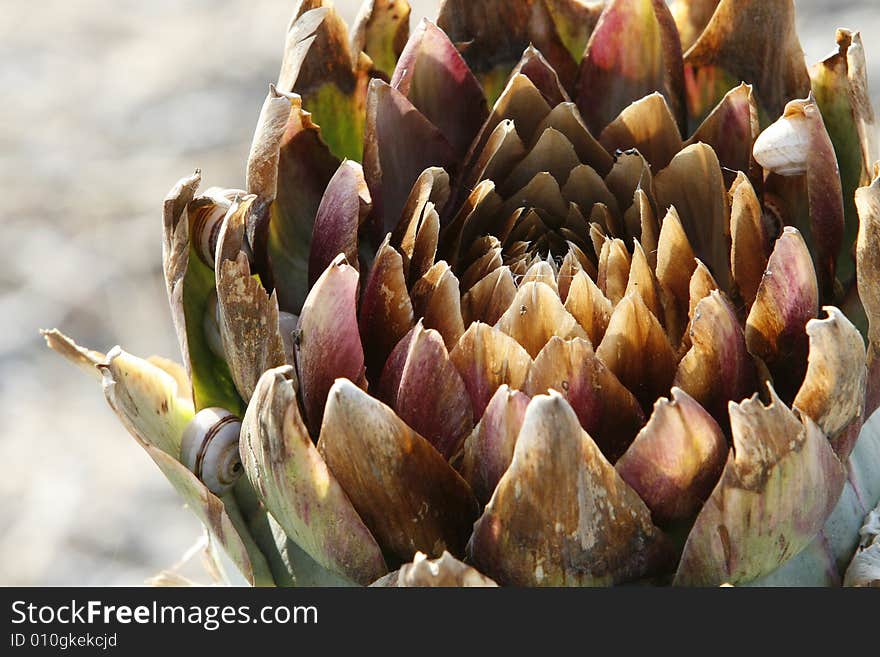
(1, 0), (877, 585)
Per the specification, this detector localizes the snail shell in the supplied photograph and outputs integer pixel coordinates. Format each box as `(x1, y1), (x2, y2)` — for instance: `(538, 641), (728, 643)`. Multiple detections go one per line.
(189, 188), (246, 268)
(180, 407), (243, 495)
(753, 106), (810, 176)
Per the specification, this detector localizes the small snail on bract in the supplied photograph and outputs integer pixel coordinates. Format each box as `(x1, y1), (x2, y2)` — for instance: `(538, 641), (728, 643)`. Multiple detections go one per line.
(188, 187), (246, 268)
(753, 99), (812, 176)
(180, 407), (243, 495)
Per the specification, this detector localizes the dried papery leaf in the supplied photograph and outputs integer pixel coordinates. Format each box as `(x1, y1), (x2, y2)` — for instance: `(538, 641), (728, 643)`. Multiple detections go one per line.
(526, 337), (645, 462)
(247, 87), (298, 204)
(535, 103), (615, 175)
(469, 392), (669, 586)
(811, 30), (877, 286)
(216, 251), (287, 403)
(460, 385), (531, 506)
(359, 237), (415, 378)
(670, 0), (719, 52)
(364, 79), (457, 236)
(655, 143), (731, 291)
(511, 45), (571, 107)
(599, 93), (684, 171)
(794, 307), (867, 457)
(462, 267), (518, 327)
(42, 329), (106, 379)
(577, 0), (684, 135)
(565, 270), (613, 345)
(597, 293), (677, 411)
(597, 238), (631, 305)
(437, 0), (578, 103)
(318, 380), (480, 562)
(856, 167), (880, 415)
(258, 90), (340, 313)
(309, 161), (370, 287)
(729, 172), (769, 306)
(278, 3), (369, 161)
(675, 291), (758, 424)
(617, 387), (727, 525)
(93, 346), (272, 585)
(410, 261), (466, 350)
(213, 197), (287, 401)
(545, 0), (604, 62)
(162, 175), (243, 413)
(521, 259), (559, 297)
(241, 367), (387, 585)
(451, 322), (533, 418)
(604, 150), (654, 217)
(655, 206), (696, 343)
(392, 20), (488, 158)
(350, 0), (411, 77)
(674, 387), (847, 586)
(495, 282), (588, 358)
(297, 255), (367, 437)
(682, 0), (810, 128)
(687, 83), (760, 186)
(502, 128), (581, 196)
(376, 551), (499, 587)
(625, 240), (664, 325)
(378, 323), (473, 460)
(745, 227), (818, 401)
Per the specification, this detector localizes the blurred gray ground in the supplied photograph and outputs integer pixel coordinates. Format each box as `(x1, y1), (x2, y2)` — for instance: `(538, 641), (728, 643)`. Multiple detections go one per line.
(0, 0), (877, 585)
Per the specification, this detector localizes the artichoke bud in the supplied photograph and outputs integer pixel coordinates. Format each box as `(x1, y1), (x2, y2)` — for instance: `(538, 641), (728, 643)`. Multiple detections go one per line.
(180, 407), (243, 495)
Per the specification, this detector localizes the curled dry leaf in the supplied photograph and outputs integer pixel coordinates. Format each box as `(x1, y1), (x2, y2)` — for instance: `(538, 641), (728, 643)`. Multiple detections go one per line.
(675, 386), (846, 586)
(794, 307), (867, 458)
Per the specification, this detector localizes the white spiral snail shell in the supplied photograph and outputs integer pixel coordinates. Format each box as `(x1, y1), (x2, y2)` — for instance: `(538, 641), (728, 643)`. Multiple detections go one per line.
(752, 102), (811, 176)
(180, 407), (243, 495)
(189, 187), (246, 268)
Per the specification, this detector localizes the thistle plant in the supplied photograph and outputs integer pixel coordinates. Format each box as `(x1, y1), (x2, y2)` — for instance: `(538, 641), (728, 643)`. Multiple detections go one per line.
(46, 0), (880, 587)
